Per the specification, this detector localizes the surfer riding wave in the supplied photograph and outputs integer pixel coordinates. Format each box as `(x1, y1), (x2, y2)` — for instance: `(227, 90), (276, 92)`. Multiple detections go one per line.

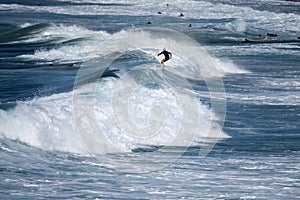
(157, 48), (172, 64)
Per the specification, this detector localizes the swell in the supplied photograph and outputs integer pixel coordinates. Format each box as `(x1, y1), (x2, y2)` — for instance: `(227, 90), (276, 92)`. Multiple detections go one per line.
(0, 23), (51, 43)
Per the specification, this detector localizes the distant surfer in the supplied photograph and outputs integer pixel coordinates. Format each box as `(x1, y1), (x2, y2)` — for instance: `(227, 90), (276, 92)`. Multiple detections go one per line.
(157, 48), (172, 64)
(267, 33), (277, 37)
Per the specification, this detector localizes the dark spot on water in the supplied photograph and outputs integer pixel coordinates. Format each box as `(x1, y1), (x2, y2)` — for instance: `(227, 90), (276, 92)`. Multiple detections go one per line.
(267, 32), (278, 37)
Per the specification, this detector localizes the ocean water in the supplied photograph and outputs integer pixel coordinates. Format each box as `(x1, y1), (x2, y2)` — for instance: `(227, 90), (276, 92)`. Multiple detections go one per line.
(0, 0), (299, 199)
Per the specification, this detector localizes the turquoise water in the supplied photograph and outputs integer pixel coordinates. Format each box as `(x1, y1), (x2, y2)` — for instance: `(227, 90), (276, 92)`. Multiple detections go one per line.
(0, 0), (299, 199)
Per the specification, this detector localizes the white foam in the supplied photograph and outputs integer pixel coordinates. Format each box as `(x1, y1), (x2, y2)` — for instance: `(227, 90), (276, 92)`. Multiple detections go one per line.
(15, 23), (108, 44)
(216, 18), (247, 33)
(17, 25), (245, 76)
(0, 74), (229, 154)
(2, 0), (299, 34)
(226, 91), (300, 106)
(1, 25), (234, 153)
(213, 57), (248, 75)
(0, 93), (86, 153)
(1, 24), (239, 155)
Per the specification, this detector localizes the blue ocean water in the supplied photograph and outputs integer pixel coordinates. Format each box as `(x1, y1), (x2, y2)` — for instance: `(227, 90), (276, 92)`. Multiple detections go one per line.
(0, 0), (300, 199)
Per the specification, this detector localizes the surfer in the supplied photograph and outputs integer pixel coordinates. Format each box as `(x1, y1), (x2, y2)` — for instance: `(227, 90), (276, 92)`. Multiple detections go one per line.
(157, 48), (172, 64)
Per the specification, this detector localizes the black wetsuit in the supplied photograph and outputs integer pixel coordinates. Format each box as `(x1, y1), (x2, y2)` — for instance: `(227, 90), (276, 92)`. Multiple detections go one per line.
(158, 50), (171, 61)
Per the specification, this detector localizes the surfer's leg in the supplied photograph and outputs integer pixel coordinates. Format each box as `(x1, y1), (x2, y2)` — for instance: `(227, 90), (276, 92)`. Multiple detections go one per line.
(161, 58), (169, 64)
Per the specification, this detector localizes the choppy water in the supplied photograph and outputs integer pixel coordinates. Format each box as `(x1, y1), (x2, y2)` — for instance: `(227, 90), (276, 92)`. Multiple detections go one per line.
(0, 0), (299, 199)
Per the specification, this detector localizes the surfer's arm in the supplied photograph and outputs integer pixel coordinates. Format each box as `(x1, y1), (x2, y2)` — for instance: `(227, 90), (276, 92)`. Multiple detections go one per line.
(169, 52), (172, 58)
(157, 52), (162, 56)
